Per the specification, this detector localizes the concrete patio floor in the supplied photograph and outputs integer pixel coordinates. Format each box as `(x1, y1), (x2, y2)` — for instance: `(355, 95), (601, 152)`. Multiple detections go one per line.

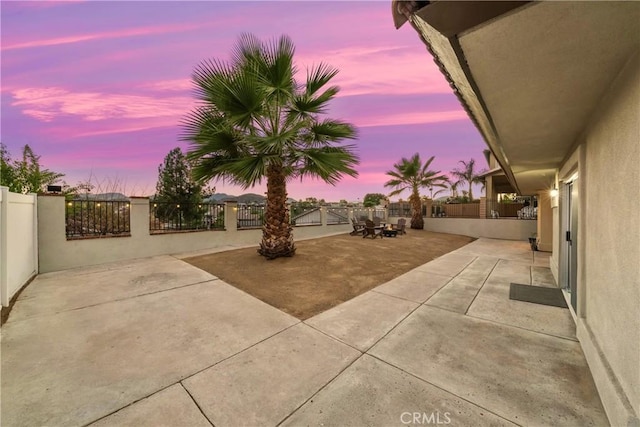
(1, 238), (608, 426)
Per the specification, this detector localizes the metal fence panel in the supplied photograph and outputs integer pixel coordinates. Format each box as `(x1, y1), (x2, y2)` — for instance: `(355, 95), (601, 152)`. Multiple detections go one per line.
(290, 203), (321, 226)
(150, 202), (224, 233)
(66, 200), (131, 239)
(485, 199), (536, 219)
(388, 202), (411, 217)
(237, 205), (265, 229)
(327, 207), (349, 224)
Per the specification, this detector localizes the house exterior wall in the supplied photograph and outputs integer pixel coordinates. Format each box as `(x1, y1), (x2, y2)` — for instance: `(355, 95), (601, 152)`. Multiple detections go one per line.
(574, 51), (639, 425)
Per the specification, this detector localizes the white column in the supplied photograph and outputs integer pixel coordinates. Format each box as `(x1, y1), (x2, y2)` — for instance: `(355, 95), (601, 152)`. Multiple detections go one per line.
(225, 201), (238, 232)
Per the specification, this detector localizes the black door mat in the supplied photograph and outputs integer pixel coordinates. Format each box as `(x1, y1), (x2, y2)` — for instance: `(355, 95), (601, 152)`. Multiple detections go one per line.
(509, 283), (568, 308)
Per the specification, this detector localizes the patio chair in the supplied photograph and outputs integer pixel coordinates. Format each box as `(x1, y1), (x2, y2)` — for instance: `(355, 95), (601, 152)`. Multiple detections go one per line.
(392, 218), (407, 235)
(363, 219), (383, 239)
(350, 218), (366, 236)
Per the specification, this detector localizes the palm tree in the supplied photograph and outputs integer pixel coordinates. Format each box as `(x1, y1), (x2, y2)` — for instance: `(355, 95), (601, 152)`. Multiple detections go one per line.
(449, 180), (459, 198)
(183, 34), (358, 259)
(450, 158), (485, 201)
(384, 154), (448, 229)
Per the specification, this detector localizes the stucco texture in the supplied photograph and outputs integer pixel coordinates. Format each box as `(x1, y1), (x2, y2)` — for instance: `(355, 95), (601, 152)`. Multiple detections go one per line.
(583, 52), (640, 415)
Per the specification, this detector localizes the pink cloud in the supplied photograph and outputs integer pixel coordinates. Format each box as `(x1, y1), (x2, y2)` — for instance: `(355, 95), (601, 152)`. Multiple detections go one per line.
(297, 45), (450, 97)
(353, 110), (469, 128)
(143, 79), (192, 92)
(11, 87), (192, 123)
(2, 22), (204, 51)
(73, 120), (177, 138)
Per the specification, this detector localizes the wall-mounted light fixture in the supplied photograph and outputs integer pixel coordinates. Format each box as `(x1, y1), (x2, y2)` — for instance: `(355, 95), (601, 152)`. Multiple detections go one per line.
(550, 186), (559, 208)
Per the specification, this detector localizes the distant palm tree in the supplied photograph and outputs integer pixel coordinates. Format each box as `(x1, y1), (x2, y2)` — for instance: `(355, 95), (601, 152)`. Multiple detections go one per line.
(183, 34), (358, 259)
(384, 154), (448, 229)
(450, 158), (485, 201)
(449, 180), (459, 198)
(427, 185), (447, 200)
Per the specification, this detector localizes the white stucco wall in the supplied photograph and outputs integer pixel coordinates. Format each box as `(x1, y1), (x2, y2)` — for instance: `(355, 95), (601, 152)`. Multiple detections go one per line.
(417, 217), (537, 241)
(0, 188), (38, 306)
(576, 51), (640, 424)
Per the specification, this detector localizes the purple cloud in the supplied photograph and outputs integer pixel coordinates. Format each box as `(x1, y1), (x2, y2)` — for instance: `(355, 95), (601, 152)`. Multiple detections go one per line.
(1, 1), (488, 201)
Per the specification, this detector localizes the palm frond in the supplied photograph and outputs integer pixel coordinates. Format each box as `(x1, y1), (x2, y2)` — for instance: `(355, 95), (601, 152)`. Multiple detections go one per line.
(294, 146), (358, 185)
(308, 119), (357, 145)
(305, 62), (339, 96)
(386, 188), (408, 198)
(291, 85), (339, 116)
(183, 33), (359, 192)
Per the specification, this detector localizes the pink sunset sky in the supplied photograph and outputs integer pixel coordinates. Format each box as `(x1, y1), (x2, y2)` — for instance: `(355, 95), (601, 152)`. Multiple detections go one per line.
(1, 1), (488, 201)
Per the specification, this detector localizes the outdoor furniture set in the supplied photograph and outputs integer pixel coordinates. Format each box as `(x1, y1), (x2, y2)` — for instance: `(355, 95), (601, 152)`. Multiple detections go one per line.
(351, 218), (406, 239)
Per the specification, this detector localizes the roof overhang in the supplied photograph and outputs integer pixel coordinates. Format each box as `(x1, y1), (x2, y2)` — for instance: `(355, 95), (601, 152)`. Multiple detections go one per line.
(478, 167), (502, 178)
(400, 1), (640, 195)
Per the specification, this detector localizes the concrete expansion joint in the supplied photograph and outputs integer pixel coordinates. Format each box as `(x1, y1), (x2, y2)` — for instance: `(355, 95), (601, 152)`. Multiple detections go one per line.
(303, 295), (423, 355)
(463, 258), (500, 315)
(364, 353), (514, 426)
(465, 313), (579, 343)
(81, 381), (180, 427)
(302, 321), (366, 354)
(422, 302), (466, 317)
(369, 287), (434, 305)
(85, 321), (304, 426)
(275, 353), (365, 427)
(179, 383), (215, 427)
(6, 278), (224, 325)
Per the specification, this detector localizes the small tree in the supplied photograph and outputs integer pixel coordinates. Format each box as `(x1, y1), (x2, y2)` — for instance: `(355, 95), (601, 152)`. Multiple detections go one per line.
(0, 143), (64, 193)
(155, 147), (204, 224)
(384, 154), (448, 229)
(450, 158), (485, 201)
(363, 193), (387, 207)
(0, 144), (17, 190)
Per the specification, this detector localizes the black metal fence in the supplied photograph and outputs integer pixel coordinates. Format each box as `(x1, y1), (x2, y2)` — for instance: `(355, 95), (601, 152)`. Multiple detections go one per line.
(327, 207), (349, 224)
(237, 204), (265, 229)
(388, 202), (412, 217)
(352, 208), (370, 222)
(150, 202), (224, 233)
(290, 203), (321, 226)
(66, 200), (131, 239)
(373, 208), (386, 221)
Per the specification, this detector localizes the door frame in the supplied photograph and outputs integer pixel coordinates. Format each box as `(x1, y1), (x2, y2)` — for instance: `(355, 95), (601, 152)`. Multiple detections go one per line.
(560, 173), (579, 312)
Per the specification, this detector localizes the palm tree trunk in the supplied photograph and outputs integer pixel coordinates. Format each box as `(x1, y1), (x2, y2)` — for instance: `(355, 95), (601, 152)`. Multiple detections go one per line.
(409, 191), (424, 229)
(258, 163), (296, 259)
(468, 183), (473, 201)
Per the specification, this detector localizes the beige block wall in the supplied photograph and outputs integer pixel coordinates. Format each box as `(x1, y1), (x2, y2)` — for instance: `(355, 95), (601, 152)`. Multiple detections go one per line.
(38, 197), (351, 273)
(417, 217), (536, 240)
(578, 51), (640, 424)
